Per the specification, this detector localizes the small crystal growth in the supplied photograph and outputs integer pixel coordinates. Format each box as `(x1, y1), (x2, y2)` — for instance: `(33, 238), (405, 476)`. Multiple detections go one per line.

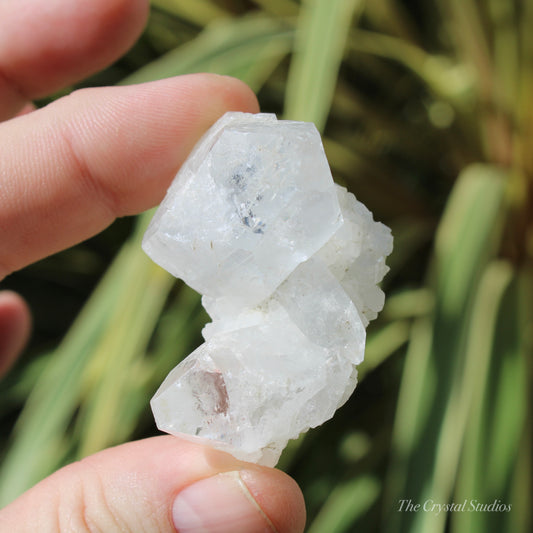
(143, 112), (392, 466)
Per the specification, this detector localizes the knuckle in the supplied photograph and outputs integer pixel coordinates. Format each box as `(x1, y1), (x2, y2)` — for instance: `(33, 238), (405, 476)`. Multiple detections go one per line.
(56, 461), (126, 533)
(57, 113), (121, 221)
(56, 459), (168, 533)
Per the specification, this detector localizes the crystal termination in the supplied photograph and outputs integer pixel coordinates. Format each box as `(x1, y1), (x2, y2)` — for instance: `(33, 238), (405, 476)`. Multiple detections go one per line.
(143, 112), (392, 466)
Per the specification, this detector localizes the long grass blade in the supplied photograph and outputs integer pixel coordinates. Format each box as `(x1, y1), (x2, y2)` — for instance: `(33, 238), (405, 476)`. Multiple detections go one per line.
(152, 0), (230, 27)
(384, 164), (506, 533)
(75, 251), (174, 456)
(249, 0), (299, 18)
(307, 476), (380, 533)
(0, 242), (138, 505)
(452, 265), (532, 533)
(359, 320), (410, 380)
(284, 0), (364, 130)
(121, 15), (294, 92)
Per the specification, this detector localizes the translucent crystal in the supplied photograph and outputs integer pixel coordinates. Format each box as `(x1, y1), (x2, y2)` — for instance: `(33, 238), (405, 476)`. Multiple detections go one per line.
(152, 307), (355, 465)
(143, 112), (342, 310)
(143, 112), (392, 466)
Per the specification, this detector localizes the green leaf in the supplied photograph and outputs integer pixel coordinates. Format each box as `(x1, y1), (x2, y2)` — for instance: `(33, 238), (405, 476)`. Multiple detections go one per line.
(452, 265), (531, 533)
(249, 0), (299, 18)
(284, 0), (364, 130)
(0, 243), (136, 505)
(151, 0), (230, 27)
(75, 252), (174, 456)
(346, 29), (475, 105)
(359, 320), (410, 380)
(385, 164), (506, 533)
(307, 476), (380, 533)
(121, 15), (294, 92)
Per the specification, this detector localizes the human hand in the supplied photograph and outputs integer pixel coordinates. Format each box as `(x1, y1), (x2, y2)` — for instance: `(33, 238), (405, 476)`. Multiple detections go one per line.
(0, 1), (306, 531)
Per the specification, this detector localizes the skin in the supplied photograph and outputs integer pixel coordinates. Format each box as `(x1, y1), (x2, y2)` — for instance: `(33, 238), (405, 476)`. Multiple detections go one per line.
(0, 1), (306, 531)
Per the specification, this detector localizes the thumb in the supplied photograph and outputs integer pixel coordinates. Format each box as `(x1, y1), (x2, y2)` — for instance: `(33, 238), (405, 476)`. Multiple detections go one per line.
(0, 436), (306, 533)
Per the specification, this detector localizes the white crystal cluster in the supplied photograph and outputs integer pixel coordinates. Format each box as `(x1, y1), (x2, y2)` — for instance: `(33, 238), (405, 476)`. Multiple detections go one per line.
(143, 112), (392, 466)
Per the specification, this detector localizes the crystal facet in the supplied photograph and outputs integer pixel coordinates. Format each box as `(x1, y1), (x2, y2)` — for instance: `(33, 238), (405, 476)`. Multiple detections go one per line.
(143, 112), (392, 466)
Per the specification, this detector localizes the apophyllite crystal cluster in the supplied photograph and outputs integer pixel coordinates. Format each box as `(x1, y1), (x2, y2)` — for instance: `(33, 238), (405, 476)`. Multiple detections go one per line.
(142, 112), (392, 467)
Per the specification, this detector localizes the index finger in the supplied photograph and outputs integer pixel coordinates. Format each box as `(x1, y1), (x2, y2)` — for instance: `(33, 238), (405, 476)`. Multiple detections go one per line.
(0, 74), (260, 280)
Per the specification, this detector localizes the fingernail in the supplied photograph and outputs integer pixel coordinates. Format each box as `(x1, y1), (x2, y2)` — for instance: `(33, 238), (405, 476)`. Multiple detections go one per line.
(172, 470), (277, 533)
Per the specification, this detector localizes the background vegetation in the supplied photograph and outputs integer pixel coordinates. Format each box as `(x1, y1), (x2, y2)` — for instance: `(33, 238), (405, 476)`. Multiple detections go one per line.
(1, 0), (531, 531)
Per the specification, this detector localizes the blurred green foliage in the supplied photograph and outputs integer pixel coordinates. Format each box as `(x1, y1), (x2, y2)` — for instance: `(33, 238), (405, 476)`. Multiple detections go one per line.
(1, 1), (531, 531)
